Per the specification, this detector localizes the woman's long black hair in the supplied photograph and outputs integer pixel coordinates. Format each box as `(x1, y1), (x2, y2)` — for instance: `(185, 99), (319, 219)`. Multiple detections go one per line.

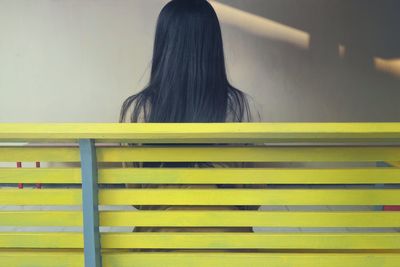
(120, 0), (252, 123)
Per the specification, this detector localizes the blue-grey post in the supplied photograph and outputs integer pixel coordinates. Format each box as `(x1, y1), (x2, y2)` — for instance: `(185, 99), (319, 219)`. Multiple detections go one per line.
(79, 139), (102, 267)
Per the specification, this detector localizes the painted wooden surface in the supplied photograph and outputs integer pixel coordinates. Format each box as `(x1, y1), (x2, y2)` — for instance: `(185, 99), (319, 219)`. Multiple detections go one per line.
(101, 252), (400, 267)
(2, 146), (400, 162)
(1, 123), (400, 266)
(1, 252), (399, 267)
(1, 122), (400, 143)
(0, 189), (81, 205)
(98, 189), (400, 206)
(1, 211), (400, 228)
(1, 188), (400, 206)
(0, 168), (81, 183)
(0, 211), (82, 226)
(1, 232), (400, 249)
(96, 146), (400, 162)
(98, 210), (400, 228)
(0, 147), (79, 162)
(1, 167), (400, 184)
(98, 167), (400, 184)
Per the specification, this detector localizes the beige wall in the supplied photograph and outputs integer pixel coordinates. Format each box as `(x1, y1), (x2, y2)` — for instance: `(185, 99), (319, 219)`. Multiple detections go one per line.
(1, 0), (399, 122)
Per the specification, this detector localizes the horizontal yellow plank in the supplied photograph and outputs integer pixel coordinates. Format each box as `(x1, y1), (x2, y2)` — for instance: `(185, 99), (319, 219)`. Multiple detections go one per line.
(0, 251), (83, 267)
(103, 233), (400, 249)
(1, 146), (399, 163)
(96, 146), (400, 162)
(1, 189), (399, 206)
(99, 168), (400, 184)
(1, 252), (400, 267)
(100, 211), (400, 228)
(0, 189), (81, 205)
(0, 233), (83, 248)
(103, 252), (400, 267)
(1, 167), (399, 185)
(1, 233), (399, 249)
(2, 122), (400, 143)
(0, 168), (81, 183)
(1, 211), (399, 228)
(99, 189), (400, 206)
(0, 147), (79, 162)
(0, 211), (82, 226)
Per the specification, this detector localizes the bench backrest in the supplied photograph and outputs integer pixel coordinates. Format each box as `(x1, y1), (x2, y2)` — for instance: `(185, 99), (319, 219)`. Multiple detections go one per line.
(0, 123), (399, 267)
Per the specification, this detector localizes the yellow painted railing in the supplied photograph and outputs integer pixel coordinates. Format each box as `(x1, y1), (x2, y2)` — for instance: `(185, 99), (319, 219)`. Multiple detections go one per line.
(0, 123), (399, 267)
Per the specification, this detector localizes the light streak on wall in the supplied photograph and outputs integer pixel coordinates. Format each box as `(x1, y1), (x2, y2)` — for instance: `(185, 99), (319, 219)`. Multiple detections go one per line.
(210, 1), (310, 49)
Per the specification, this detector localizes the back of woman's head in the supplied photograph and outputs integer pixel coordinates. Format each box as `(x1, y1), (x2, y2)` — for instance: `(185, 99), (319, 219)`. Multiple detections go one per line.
(120, 0), (251, 123)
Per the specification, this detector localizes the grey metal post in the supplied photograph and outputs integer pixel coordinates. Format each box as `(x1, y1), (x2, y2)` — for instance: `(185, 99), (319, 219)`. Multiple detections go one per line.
(79, 139), (102, 267)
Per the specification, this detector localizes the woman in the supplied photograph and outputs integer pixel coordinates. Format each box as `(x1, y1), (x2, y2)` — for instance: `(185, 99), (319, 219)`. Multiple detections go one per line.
(120, 0), (260, 234)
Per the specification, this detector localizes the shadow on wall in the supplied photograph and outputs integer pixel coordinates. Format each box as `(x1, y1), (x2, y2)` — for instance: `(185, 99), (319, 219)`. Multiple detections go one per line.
(213, 0), (400, 121)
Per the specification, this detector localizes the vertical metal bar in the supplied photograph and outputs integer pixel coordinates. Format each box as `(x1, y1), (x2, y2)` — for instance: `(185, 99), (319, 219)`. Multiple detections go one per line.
(79, 139), (102, 267)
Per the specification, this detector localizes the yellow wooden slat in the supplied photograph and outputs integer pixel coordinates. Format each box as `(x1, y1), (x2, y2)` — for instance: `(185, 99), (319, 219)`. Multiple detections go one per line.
(0, 251), (83, 267)
(1, 233), (399, 249)
(99, 211), (400, 228)
(0, 233), (83, 248)
(2, 211), (398, 228)
(0, 211), (82, 226)
(1, 252), (400, 267)
(0, 168), (81, 183)
(2, 189), (399, 206)
(0, 147), (79, 162)
(1, 167), (399, 185)
(1, 167), (398, 185)
(2, 122), (400, 143)
(98, 189), (400, 206)
(101, 233), (400, 249)
(102, 252), (400, 267)
(99, 168), (400, 184)
(1, 146), (399, 163)
(96, 146), (400, 162)
(0, 189), (81, 205)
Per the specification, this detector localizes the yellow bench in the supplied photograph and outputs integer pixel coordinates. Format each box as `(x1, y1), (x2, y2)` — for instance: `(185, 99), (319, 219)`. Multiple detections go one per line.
(0, 123), (400, 267)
